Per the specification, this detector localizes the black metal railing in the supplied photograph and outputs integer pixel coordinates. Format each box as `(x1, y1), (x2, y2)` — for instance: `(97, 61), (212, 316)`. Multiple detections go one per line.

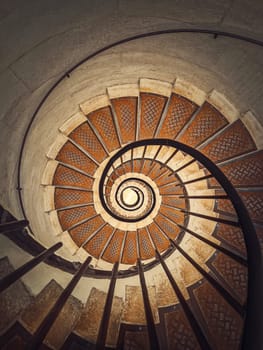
(11, 28), (263, 349)
(98, 139), (262, 350)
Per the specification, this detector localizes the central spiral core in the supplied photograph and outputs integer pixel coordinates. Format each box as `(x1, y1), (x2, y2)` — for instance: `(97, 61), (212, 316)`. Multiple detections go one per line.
(108, 177), (156, 221)
(121, 187), (140, 207)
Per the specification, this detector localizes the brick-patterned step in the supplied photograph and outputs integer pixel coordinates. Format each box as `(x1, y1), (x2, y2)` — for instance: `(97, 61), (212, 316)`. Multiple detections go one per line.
(56, 140), (98, 177)
(163, 304), (201, 350)
(208, 252), (247, 304)
(69, 122), (107, 163)
(139, 93), (167, 140)
(178, 102), (228, 147)
(192, 280), (243, 350)
(215, 191), (263, 225)
(111, 97), (137, 144)
(200, 119), (256, 163)
(213, 223), (247, 257)
(208, 150), (263, 188)
(87, 107), (120, 152)
(157, 93), (198, 139)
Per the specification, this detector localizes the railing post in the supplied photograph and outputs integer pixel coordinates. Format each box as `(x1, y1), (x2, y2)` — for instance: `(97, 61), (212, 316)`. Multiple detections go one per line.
(171, 240), (244, 316)
(175, 223), (247, 266)
(0, 220), (29, 234)
(137, 259), (160, 350)
(96, 262), (119, 350)
(27, 255), (92, 350)
(0, 242), (62, 293)
(156, 249), (211, 349)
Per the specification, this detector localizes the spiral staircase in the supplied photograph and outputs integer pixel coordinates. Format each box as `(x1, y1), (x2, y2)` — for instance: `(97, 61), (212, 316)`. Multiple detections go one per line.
(0, 78), (262, 350)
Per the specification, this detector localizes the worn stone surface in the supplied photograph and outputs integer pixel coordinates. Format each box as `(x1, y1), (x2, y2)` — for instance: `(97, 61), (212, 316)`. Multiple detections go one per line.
(45, 292), (82, 349)
(0, 257), (32, 333)
(74, 287), (107, 343)
(20, 288), (50, 329)
(154, 275), (178, 307)
(106, 295), (124, 347)
(20, 279), (82, 349)
(123, 285), (146, 324)
(123, 285), (158, 324)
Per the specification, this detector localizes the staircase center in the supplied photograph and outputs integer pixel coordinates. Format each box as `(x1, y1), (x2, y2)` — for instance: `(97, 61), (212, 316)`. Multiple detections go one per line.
(121, 187), (139, 207)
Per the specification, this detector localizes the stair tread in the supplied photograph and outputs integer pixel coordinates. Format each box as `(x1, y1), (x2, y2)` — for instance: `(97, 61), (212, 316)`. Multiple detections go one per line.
(69, 122), (107, 163)
(200, 119), (256, 163)
(192, 280), (243, 350)
(20, 279), (82, 349)
(83, 224), (115, 259)
(0, 258), (32, 333)
(88, 106), (120, 152)
(54, 188), (93, 209)
(139, 93), (167, 140)
(209, 252), (247, 304)
(178, 101), (228, 147)
(56, 140), (98, 176)
(158, 93), (198, 139)
(123, 285), (158, 324)
(121, 231), (138, 265)
(53, 164), (93, 190)
(213, 223), (246, 256)
(164, 304), (201, 350)
(209, 150), (263, 188)
(216, 191), (263, 224)
(69, 215), (105, 247)
(111, 97), (137, 144)
(74, 287), (122, 347)
(57, 205), (97, 232)
(102, 229), (126, 263)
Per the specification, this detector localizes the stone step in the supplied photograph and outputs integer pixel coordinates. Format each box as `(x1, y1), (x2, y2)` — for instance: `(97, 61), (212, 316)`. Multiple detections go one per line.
(73, 286), (123, 348)
(121, 327), (150, 350)
(20, 279), (82, 349)
(0, 257), (32, 334)
(69, 121), (108, 164)
(155, 92), (198, 139)
(177, 101), (229, 148)
(208, 252), (247, 305)
(57, 204), (97, 232)
(110, 96), (138, 145)
(138, 92), (168, 140)
(215, 190), (263, 225)
(68, 215), (105, 248)
(200, 119), (257, 163)
(191, 280), (243, 350)
(163, 304), (201, 350)
(56, 140), (98, 177)
(54, 188), (93, 210)
(122, 284), (159, 325)
(213, 223), (247, 257)
(86, 106), (121, 154)
(208, 149), (263, 188)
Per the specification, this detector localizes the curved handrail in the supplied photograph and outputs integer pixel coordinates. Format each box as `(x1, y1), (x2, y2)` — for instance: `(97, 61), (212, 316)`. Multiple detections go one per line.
(99, 138), (263, 350)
